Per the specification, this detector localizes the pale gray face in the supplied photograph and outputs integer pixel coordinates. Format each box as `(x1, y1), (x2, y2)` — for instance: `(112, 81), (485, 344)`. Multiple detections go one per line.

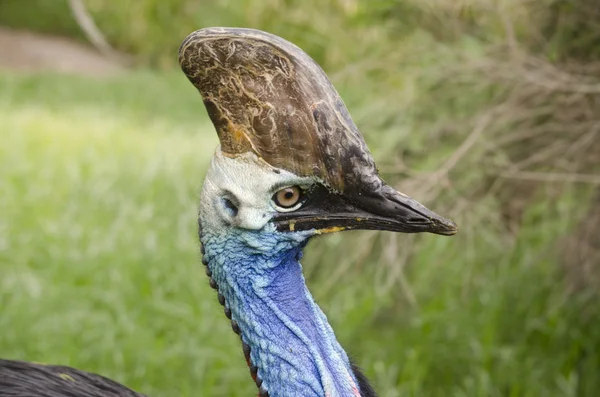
(200, 148), (458, 238)
(199, 149), (314, 234)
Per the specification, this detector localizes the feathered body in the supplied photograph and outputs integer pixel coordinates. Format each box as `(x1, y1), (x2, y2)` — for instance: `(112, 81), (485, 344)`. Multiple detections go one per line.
(0, 360), (144, 397)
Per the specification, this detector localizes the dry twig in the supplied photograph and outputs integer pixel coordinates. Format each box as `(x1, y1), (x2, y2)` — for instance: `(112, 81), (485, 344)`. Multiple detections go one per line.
(68, 0), (132, 65)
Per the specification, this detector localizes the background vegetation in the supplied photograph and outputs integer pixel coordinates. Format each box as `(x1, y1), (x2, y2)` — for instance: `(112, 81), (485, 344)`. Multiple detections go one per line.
(1, 0), (599, 396)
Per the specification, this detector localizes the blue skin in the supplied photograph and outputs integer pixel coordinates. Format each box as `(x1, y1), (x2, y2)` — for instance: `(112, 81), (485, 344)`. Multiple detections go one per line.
(201, 224), (361, 397)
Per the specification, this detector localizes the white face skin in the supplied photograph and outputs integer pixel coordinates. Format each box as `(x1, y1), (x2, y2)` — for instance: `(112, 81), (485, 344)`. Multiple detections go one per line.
(199, 148), (314, 235)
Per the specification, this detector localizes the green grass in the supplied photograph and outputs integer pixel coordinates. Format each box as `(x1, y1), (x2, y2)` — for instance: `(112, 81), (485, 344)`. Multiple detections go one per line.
(1, 71), (599, 396)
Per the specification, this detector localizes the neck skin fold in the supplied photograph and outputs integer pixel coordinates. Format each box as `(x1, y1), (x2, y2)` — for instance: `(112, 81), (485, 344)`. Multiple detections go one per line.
(201, 228), (361, 397)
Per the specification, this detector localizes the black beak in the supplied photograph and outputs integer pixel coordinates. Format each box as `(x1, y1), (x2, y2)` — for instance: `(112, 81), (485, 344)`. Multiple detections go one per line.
(274, 183), (457, 236)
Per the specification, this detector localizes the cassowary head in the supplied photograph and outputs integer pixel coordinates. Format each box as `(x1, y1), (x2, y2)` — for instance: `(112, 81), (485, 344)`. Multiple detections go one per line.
(179, 27), (457, 241)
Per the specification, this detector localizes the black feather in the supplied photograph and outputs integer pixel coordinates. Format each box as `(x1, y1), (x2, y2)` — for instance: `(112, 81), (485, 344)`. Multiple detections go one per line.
(0, 359), (145, 397)
(351, 361), (378, 397)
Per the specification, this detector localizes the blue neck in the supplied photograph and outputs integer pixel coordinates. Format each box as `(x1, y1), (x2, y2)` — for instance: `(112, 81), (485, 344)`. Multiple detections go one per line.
(201, 228), (361, 397)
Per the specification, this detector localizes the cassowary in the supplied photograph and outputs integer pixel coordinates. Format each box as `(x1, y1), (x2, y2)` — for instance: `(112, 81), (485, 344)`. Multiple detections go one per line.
(0, 27), (457, 397)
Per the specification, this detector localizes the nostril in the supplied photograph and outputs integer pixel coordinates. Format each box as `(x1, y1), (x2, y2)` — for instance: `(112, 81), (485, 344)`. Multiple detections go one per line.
(407, 215), (427, 223)
(222, 197), (239, 217)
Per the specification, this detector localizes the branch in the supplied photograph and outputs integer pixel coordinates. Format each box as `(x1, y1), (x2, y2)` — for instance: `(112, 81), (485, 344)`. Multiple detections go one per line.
(498, 171), (600, 185)
(67, 0), (131, 65)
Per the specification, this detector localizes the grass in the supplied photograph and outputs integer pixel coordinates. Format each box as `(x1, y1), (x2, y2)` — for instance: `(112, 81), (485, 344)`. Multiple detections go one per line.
(1, 70), (599, 396)
(0, 72), (247, 395)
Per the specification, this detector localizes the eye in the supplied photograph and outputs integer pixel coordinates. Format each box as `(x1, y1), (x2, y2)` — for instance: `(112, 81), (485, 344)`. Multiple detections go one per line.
(272, 186), (303, 211)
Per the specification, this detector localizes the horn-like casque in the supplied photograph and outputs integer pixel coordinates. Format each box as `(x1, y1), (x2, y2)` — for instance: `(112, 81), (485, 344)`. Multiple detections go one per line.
(178, 27), (379, 194)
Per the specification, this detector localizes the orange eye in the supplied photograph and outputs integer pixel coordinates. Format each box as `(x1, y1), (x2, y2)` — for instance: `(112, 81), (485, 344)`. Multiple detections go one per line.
(273, 186), (302, 209)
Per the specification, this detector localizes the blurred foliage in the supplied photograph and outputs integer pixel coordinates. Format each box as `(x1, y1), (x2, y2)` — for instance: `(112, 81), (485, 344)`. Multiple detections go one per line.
(1, 0), (600, 395)
(0, 0), (83, 38)
(1, 0), (394, 69)
(3, 0), (598, 66)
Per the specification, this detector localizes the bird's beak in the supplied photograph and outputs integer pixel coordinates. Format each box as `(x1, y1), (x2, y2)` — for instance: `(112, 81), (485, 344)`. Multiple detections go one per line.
(274, 183), (457, 236)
